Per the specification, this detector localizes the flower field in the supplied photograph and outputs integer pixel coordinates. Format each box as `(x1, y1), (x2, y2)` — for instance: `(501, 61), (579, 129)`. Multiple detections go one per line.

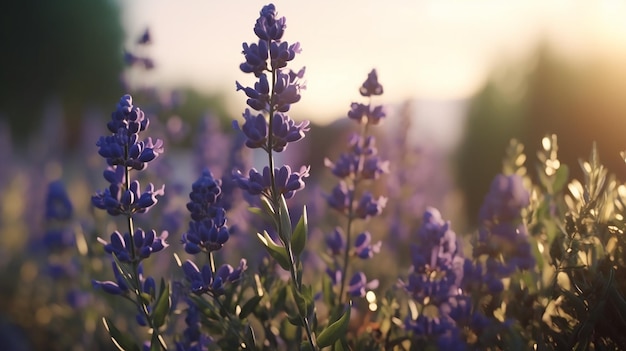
(2, 3), (626, 351)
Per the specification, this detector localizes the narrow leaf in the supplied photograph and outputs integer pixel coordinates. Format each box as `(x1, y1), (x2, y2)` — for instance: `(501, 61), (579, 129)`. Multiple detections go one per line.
(111, 253), (136, 292)
(102, 317), (141, 351)
(239, 295), (263, 319)
(257, 231), (291, 270)
(317, 302), (352, 348)
(152, 279), (170, 328)
(277, 194), (293, 243)
(291, 206), (308, 257)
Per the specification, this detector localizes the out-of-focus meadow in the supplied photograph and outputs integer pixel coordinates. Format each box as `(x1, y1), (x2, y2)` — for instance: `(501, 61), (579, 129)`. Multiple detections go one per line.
(3, 1), (626, 350)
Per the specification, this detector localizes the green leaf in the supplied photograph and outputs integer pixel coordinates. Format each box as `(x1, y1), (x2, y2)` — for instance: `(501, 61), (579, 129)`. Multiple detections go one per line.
(287, 313), (304, 326)
(292, 285), (308, 318)
(102, 317), (141, 351)
(152, 279), (170, 328)
(257, 231), (291, 270)
(317, 302), (352, 348)
(291, 206), (308, 257)
(239, 295), (263, 319)
(277, 194), (293, 244)
(299, 341), (313, 351)
(149, 334), (165, 351)
(261, 196), (276, 218)
(334, 338), (348, 351)
(111, 253), (136, 292)
(553, 165), (569, 193)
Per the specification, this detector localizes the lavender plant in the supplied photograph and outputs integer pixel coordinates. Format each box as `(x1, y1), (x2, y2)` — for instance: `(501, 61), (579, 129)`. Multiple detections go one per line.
(59, 4), (626, 351)
(323, 69), (388, 310)
(178, 168), (250, 350)
(91, 94), (171, 350)
(232, 4), (331, 350)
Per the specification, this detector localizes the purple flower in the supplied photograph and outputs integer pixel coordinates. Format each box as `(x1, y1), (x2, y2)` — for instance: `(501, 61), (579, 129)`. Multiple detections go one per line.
(270, 41), (301, 70)
(353, 232), (381, 259)
(361, 156), (390, 179)
(272, 68), (305, 112)
(45, 180), (73, 221)
(240, 41), (269, 77)
(233, 109), (268, 149)
(253, 4), (286, 41)
(234, 165), (309, 199)
(236, 74), (270, 111)
(186, 169), (223, 222)
(182, 259), (246, 297)
(92, 177), (165, 216)
(326, 181), (352, 214)
(181, 209), (229, 254)
(98, 228), (169, 263)
(270, 112), (309, 152)
(402, 208), (464, 305)
(354, 192), (387, 219)
(347, 103), (387, 125)
(326, 227), (346, 256)
(474, 173), (534, 274)
(348, 272), (379, 297)
(92, 261), (131, 296)
(359, 69), (384, 97)
(479, 173), (529, 223)
(97, 95), (163, 170)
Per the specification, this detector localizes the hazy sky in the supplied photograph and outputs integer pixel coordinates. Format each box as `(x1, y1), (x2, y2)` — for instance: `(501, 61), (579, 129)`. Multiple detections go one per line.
(121, 0), (626, 124)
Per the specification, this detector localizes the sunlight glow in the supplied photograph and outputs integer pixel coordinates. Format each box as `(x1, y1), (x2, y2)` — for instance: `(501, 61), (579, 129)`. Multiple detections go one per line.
(121, 0), (626, 123)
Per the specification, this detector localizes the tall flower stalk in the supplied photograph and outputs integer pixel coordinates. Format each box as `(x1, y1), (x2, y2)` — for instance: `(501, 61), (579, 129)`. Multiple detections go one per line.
(91, 94), (170, 350)
(233, 4), (339, 350)
(325, 69), (388, 306)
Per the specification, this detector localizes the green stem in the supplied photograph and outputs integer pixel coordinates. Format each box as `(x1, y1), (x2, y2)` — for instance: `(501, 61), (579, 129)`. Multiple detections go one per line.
(266, 67), (317, 351)
(337, 119), (370, 306)
(123, 157), (168, 350)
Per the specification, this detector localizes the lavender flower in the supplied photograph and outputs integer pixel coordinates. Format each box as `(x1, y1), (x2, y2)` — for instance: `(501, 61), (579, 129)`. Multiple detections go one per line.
(41, 181), (75, 251)
(181, 169), (230, 254)
(98, 229), (169, 263)
(182, 259), (248, 297)
(92, 94), (169, 350)
(353, 231), (381, 259)
(348, 272), (379, 297)
(233, 165), (309, 200)
(403, 208), (464, 305)
(400, 208), (473, 349)
(45, 180), (73, 221)
(326, 227), (347, 256)
(475, 173), (534, 273)
(323, 69), (389, 306)
(234, 4), (318, 349)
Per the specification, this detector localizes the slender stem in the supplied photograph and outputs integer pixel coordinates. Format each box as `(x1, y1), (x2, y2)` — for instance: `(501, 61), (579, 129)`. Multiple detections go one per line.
(338, 119), (370, 305)
(208, 251), (216, 275)
(123, 157), (168, 350)
(265, 66), (317, 351)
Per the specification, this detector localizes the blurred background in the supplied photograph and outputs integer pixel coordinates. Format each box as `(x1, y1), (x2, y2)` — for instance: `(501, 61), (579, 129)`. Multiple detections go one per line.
(3, 0), (626, 219)
(2, 0), (626, 349)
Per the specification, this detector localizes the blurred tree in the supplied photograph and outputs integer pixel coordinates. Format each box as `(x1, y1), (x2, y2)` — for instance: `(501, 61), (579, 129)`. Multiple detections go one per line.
(455, 43), (626, 227)
(0, 0), (125, 145)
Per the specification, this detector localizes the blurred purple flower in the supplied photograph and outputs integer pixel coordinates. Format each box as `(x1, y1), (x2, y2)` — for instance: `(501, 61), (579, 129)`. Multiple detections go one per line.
(354, 192), (387, 219)
(359, 69), (384, 97)
(479, 173), (529, 223)
(353, 232), (381, 259)
(348, 272), (379, 297)
(326, 227), (346, 256)
(45, 180), (73, 221)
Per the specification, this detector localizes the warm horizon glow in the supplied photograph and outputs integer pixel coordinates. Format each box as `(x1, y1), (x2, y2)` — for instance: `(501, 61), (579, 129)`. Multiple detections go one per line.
(120, 0), (626, 124)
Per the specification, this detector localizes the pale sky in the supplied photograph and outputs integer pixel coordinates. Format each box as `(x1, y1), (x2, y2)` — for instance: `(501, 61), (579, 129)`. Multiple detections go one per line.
(120, 0), (626, 124)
